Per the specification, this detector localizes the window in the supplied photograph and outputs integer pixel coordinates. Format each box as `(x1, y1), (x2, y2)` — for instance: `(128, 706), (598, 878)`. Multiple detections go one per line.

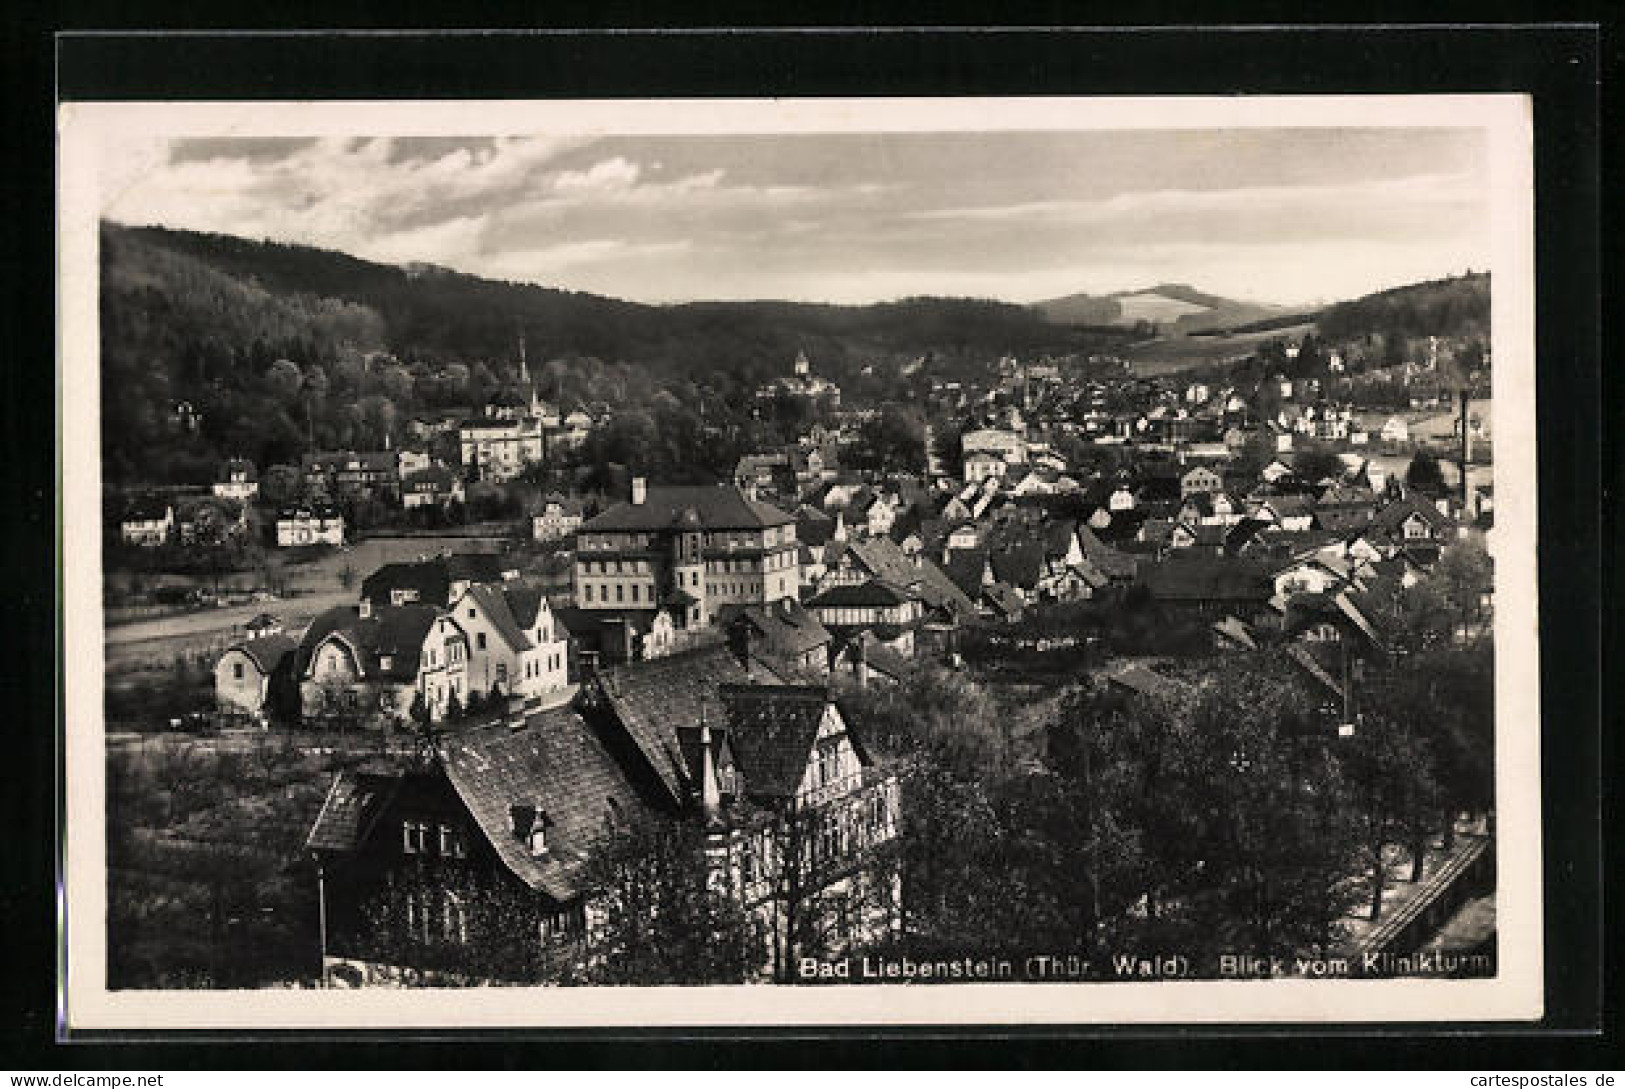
(584, 584), (594, 603)
(402, 820), (427, 854)
(439, 824), (466, 858)
(468, 608), (476, 619)
(443, 892), (468, 944)
(615, 584), (624, 603)
(476, 632), (487, 651)
(231, 662), (244, 680)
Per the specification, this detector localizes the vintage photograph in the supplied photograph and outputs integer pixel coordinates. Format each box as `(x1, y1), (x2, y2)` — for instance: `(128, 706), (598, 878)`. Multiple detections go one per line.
(58, 95), (1539, 1028)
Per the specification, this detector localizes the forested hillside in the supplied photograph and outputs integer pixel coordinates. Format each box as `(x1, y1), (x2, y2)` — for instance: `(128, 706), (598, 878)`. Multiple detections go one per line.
(1315, 272), (1490, 346)
(99, 222), (1114, 484)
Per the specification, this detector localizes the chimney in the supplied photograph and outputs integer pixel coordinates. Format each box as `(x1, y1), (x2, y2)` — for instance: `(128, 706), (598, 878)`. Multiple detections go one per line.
(631, 476), (648, 506)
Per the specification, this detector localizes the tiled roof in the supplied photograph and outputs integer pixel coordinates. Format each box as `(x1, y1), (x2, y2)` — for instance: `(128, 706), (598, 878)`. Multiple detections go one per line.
(808, 579), (916, 609)
(361, 553), (506, 608)
(503, 586), (547, 631)
(232, 633), (297, 674)
(121, 496), (172, 522)
(462, 582), (531, 654)
(725, 600), (832, 659)
(298, 603), (445, 682)
(306, 768), (405, 852)
(583, 484), (795, 531)
(594, 644), (790, 804)
(718, 684), (831, 798)
(1076, 525), (1138, 581)
(439, 710), (655, 902)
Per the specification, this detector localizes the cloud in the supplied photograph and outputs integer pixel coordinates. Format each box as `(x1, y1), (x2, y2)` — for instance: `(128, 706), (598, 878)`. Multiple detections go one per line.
(551, 157), (642, 194)
(99, 129), (1492, 307)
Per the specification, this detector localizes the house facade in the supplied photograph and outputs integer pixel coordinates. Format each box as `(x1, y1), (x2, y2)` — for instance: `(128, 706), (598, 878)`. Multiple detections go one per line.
(120, 499), (174, 546)
(275, 505), (345, 547)
(299, 604), (470, 725)
(448, 583), (570, 701)
(214, 634), (297, 722)
(532, 498), (585, 542)
(572, 480), (799, 629)
(212, 459), (260, 502)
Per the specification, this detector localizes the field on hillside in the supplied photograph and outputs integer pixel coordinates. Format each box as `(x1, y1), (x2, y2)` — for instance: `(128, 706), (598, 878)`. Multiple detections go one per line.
(1113, 291), (1211, 325)
(1120, 323), (1316, 375)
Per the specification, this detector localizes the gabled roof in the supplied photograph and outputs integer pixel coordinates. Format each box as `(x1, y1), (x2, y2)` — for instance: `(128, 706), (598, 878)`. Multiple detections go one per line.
(807, 579), (917, 609)
(593, 644), (791, 804)
(361, 553), (506, 608)
(122, 495), (172, 521)
(299, 603), (446, 682)
(306, 767), (405, 853)
(725, 600), (832, 658)
(502, 586), (549, 631)
(439, 710), (655, 902)
(1370, 497), (1454, 534)
(718, 684), (835, 798)
(583, 484), (795, 531)
(229, 633), (297, 674)
(461, 582), (532, 653)
(1076, 524), (1138, 581)
(1211, 616), (1258, 650)
(982, 582), (1026, 619)
(796, 506), (839, 547)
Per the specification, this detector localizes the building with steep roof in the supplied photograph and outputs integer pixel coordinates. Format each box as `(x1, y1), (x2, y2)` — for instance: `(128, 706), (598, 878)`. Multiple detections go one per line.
(307, 700), (656, 985)
(298, 603), (470, 724)
(449, 582), (570, 701)
(213, 634), (298, 721)
(573, 479), (799, 629)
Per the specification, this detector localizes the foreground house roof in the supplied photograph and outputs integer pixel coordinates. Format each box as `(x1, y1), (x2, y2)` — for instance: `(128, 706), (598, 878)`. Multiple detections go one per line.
(591, 643), (794, 804)
(438, 710), (655, 902)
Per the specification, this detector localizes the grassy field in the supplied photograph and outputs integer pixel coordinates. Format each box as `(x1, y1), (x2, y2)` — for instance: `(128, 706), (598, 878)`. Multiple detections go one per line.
(104, 532), (518, 683)
(1120, 323), (1316, 376)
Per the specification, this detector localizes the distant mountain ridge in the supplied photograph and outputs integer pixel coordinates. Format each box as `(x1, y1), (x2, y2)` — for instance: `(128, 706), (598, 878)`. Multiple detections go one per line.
(1033, 283), (1289, 334)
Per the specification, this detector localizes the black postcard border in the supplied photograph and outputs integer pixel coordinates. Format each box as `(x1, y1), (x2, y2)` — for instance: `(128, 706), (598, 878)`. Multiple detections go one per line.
(9, 18), (1610, 1068)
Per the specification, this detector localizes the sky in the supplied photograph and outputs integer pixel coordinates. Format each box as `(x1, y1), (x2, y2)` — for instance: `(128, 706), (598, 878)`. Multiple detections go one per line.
(101, 128), (1490, 308)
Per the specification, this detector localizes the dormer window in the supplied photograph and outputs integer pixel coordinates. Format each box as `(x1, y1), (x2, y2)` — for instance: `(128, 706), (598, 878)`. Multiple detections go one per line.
(511, 803), (550, 856)
(379, 654), (393, 671)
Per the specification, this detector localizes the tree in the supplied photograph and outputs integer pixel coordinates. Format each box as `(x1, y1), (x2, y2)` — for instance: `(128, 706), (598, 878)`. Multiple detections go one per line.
(261, 463), (301, 507)
(574, 817), (761, 984)
(1293, 447), (1345, 485)
(1340, 685), (1438, 917)
(265, 359), (304, 401)
(1406, 450), (1445, 492)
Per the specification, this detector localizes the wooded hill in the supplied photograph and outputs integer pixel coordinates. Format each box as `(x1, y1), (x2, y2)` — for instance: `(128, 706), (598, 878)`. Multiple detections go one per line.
(100, 222), (1123, 483)
(1315, 272), (1490, 347)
